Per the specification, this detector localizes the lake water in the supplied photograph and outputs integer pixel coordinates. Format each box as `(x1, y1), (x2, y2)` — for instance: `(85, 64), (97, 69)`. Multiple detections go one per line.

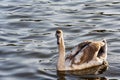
(0, 0), (120, 80)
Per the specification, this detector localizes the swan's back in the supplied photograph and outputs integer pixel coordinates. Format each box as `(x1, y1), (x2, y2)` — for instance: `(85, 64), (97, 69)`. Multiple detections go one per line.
(65, 40), (107, 71)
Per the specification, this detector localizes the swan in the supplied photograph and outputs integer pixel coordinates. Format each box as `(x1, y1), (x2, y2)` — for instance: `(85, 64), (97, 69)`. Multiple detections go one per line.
(55, 29), (108, 73)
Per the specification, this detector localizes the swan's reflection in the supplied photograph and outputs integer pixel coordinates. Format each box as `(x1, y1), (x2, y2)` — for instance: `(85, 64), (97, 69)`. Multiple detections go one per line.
(57, 71), (107, 80)
(57, 64), (108, 80)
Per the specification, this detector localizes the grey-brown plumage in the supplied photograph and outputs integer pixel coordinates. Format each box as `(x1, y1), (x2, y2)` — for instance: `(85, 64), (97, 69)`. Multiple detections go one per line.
(56, 29), (108, 74)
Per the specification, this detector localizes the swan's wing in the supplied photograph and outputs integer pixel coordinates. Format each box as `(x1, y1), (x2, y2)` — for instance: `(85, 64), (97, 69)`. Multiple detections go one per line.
(66, 40), (106, 65)
(97, 39), (107, 60)
(65, 41), (92, 61)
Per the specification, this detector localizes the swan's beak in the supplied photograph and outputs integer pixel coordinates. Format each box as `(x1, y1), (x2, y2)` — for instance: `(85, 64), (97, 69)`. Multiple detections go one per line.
(55, 29), (63, 45)
(97, 39), (107, 60)
(57, 37), (60, 45)
(55, 32), (60, 45)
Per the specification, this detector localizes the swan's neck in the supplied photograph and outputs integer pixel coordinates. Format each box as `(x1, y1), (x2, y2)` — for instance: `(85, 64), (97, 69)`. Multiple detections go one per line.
(57, 37), (66, 71)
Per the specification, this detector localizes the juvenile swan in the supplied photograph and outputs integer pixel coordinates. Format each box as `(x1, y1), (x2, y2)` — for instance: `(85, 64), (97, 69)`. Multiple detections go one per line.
(55, 29), (108, 73)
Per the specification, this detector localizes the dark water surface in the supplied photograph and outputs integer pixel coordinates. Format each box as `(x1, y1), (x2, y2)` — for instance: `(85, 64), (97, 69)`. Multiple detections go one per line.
(0, 0), (120, 80)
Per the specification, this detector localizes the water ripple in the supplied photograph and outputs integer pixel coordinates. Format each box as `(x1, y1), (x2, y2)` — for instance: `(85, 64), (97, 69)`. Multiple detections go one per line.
(0, 0), (120, 80)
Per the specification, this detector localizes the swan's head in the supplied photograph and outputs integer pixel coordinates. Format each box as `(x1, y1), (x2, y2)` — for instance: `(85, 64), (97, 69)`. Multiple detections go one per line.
(55, 29), (63, 45)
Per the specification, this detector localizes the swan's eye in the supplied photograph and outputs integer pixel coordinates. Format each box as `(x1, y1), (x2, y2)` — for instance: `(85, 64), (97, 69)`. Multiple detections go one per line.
(56, 30), (62, 37)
